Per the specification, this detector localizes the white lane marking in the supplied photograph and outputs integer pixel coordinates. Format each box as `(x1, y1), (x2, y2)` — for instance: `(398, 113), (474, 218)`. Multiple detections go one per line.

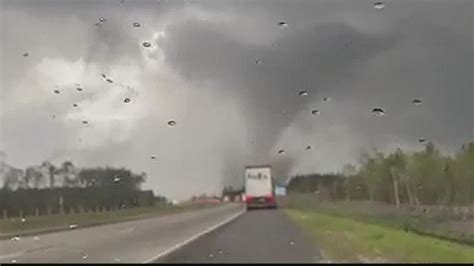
(142, 207), (245, 263)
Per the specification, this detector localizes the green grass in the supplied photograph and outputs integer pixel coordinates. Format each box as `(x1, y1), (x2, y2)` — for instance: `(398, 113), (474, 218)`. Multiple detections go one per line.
(286, 209), (474, 263)
(0, 203), (217, 237)
(285, 194), (474, 246)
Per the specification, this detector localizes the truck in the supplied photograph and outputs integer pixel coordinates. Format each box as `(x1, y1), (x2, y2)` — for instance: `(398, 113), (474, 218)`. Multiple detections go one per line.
(244, 165), (277, 209)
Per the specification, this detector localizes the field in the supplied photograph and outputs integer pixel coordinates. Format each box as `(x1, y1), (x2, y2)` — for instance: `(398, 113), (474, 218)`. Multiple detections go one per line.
(284, 194), (474, 263)
(0, 203), (218, 239)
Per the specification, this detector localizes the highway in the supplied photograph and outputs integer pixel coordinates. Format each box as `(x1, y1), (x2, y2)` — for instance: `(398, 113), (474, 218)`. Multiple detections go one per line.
(0, 204), (244, 263)
(159, 208), (321, 263)
(0, 204), (320, 263)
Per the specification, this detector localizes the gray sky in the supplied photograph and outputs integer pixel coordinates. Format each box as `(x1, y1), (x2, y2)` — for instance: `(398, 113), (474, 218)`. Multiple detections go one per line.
(0, 0), (472, 200)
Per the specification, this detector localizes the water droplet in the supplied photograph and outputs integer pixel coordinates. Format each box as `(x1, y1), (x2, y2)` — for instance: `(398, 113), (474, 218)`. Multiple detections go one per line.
(256, 58), (263, 64)
(114, 258), (121, 262)
(73, 103), (78, 107)
(311, 109), (320, 115)
(418, 138), (426, 143)
(142, 42), (152, 48)
(11, 259), (17, 263)
(21, 218), (26, 223)
(305, 145), (312, 151)
(33, 236), (40, 241)
(114, 177), (121, 183)
(52, 115), (56, 119)
(208, 253), (214, 258)
(106, 78), (114, 83)
(123, 97), (131, 103)
(373, 1), (384, 10)
(23, 52), (29, 57)
(133, 22), (141, 27)
(217, 249), (224, 254)
(278, 149), (285, 155)
(53, 89), (61, 94)
(76, 87), (83, 92)
(101, 73), (107, 79)
(80, 250), (88, 260)
(82, 120), (89, 125)
(323, 97), (330, 102)
(167, 120), (177, 127)
(412, 99), (422, 105)
(299, 90), (309, 96)
(69, 224), (78, 229)
(151, 156), (157, 160)
(289, 240), (295, 245)
(278, 21), (288, 29)
(99, 17), (107, 23)
(11, 236), (21, 241)
(372, 108), (385, 116)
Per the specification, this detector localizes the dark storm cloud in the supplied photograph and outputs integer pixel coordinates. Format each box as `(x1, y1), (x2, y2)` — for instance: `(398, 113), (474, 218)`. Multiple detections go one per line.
(1, 0), (472, 197)
(159, 17), (396, 181)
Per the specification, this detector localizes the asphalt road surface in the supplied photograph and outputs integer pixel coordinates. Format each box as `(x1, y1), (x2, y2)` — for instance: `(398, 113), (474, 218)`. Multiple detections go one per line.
(158, 208), (321, 263)
(0, 204), (244, 263)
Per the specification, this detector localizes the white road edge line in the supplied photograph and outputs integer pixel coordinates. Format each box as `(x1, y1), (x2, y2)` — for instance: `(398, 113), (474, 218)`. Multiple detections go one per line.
(142, 207), (246, 263)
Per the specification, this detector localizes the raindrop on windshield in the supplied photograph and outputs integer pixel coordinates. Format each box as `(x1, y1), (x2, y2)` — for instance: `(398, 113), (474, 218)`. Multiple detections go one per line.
(256, 58), (262, 64)
(33, 236), (40, 241)
(373, 1), (384, 10)
(208, 253), (214, 259)
(101, 73), (107, 79)
(412, 99), (422, 105)
(299, 90), (309, 97)
(418, 138), (426, 143)
(114, 258), (121, 262)
(52, 115), (56, 119)
(106, 78), (114, 83)
(311, 109), (320, 115)
(123, 97), (131, 103)
(372, 108), (385, 116)
(11, 259), (17, 263)
(289, 240), (295, 245)
(11, 235), (21, 241)
(133, 22), (141, 27)
(151, 156), (157, 160)
(23, 52), (29, 57)
(80, 250), (88, 260)
(305, 146), (312, 151)
(73, 103), (78, 107)
(21, 218), (26, 223)
(323, 97), (330, 102)
(142, 42), (152, 48)
(278, 21), (288, 29)
(53, 89), (61, 94)
(217, 249), (224, 255)
(99, 17), (107, 23)
(76, 87), (83, 92)
(82, 120), (89, 125)
(167, 120), (177, 127)
(278, 149), (285, 155)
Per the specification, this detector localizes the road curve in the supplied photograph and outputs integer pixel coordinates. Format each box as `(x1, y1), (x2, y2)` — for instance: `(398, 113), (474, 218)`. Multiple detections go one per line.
(158, 208), (321, 263)
(0, 204), (244, 263)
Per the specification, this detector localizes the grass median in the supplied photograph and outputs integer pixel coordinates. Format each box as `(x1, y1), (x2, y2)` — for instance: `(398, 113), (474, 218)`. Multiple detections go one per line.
(286, 209), (474, 263)
(0, 203), (219, 238)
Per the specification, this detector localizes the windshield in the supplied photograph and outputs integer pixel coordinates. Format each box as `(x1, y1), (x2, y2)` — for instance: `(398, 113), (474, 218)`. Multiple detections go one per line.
(0, 0), (473, 263)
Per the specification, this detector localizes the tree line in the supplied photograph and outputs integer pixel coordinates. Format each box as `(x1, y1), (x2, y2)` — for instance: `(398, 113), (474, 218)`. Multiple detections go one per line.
(1, 166), (168, 218)
(288, 142), (474, 206)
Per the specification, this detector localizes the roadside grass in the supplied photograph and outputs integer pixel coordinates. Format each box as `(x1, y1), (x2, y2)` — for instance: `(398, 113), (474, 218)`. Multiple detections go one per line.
(286, 209), (474, 263)
(286, 194), (474, 246)
(0, 203), (218, 237)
